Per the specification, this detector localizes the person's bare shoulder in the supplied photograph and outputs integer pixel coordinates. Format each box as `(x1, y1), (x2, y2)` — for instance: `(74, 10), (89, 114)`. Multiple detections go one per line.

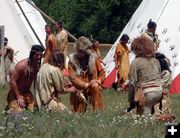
(6, 46), (14, 51)
(10, 59), (29, 80)
(14, 59), (28, 72)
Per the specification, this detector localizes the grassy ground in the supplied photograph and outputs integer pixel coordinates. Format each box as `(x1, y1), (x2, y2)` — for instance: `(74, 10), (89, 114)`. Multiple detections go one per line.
(0, 85), (179, 138)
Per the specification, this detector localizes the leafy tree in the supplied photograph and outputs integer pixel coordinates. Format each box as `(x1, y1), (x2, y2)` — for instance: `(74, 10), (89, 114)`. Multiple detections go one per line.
(33, 0), (142, 43)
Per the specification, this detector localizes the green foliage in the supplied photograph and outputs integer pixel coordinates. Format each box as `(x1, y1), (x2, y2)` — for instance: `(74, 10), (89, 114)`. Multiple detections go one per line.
(33, 0), (142, 43)
(0, 85), (180, 137)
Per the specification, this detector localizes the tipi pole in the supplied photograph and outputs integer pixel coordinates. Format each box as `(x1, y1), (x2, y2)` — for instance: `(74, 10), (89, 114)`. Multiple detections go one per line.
(25, 0), (78, 41)
(156, 0), (170, 23)
(0, 26), (5, 84)
(15, 0), (44, 47)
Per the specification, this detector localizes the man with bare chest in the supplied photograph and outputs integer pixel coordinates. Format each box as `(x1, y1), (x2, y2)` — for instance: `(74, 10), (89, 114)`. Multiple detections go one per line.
(6, 45), (44, 113)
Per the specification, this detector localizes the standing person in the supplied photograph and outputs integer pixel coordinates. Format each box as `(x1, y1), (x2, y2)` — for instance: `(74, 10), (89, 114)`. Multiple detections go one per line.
(128, 36), (163, 116)
(92, 39), (105, 66)
(141, 19), (160, 51)
(0, 37), (14, 82)
(43, 24), (57, 64)
(35, 50), (77, 112)
(114, 34), (130, 90)
(68, 36), (105, 113)
(6, 45), (44, 113)
(3, 37), (14, 63)
(54, 21), (68, 67)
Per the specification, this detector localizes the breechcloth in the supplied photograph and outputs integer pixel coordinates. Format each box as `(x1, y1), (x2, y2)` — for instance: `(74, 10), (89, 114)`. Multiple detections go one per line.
(141, 81), (163, 116)
(7, 89), (34, 112)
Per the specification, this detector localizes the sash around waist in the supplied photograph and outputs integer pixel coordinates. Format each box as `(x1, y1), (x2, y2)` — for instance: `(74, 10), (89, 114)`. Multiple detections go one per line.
(140, 81), (163, 94)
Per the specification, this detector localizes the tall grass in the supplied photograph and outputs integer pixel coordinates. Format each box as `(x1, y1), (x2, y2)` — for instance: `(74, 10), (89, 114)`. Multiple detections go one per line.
(0, 85), (179, 138)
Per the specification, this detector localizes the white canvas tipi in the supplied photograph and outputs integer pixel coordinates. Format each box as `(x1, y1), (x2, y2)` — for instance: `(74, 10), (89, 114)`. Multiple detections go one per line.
(103, 0), (180, 88)
(0, 0), (46, 62)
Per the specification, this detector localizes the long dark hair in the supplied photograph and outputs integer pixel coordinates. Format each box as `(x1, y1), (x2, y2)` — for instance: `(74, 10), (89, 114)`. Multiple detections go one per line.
(56, 21), (62, 28)
(120, 34), (129, 41)
(29, 45), (44, 59)
(48, 49), (65, 70)
(29, 45), (44, 66)
(155, 52), (171, 72)
(147, 19), (157, 29)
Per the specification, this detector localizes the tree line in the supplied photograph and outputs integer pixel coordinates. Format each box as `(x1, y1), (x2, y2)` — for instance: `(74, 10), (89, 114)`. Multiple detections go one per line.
(33, 0), (142, 43)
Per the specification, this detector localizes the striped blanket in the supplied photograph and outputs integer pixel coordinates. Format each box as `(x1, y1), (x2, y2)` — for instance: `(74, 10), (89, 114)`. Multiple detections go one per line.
(161, 70), (172, 88)
(155, 70), (172, 116)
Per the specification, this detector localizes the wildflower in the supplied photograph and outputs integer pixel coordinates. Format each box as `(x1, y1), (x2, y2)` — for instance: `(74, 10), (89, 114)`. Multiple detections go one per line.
(22, 117), (28, 121)
(0, 126), (5, 130)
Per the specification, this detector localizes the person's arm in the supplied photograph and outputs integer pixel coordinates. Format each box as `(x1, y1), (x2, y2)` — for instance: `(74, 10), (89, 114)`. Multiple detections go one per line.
(60, 39), (66, 53)
(0, 49), (2, 56)
(114, 47), (118, 69)
(68, 62), (89, 90)
(9, 63), (25, 108)
(0, 48), (6, 57)
(50, 67), (77, 95)
(60, 32), (68, 53)
(96, 50), (106, 66)
(49, 35), (57, 51)
(6, 46), (14, 62)
(96, 59), (105, 83)
(128, 60), (138, 103)
(64, 86), (77, 93)
(114, 44), (122, 69)
(98, 59), (106, 66)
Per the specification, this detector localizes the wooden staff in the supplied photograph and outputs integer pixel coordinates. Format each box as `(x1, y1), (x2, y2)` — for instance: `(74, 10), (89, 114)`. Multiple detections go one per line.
(0, 26), (5, 84)
(25, 0), (77, 41)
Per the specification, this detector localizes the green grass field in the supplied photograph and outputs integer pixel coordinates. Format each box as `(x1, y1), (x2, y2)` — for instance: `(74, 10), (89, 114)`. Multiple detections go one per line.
(0, 85), (179, 138)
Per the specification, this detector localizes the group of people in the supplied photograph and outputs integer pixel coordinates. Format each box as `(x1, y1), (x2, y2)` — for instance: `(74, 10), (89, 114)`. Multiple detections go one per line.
(5, 20), (105, 113)
(114, 20), (172, 117)
(43, 21), (68, 64)
(2, 19), (173, 118)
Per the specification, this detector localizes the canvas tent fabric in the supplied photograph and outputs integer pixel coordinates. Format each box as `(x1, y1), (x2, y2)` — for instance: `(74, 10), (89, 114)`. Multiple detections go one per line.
(103, 68), (117, 88)
(103, 0), (180, 88)
(170, 74), (180, 94)
(0, 0), (46, 62)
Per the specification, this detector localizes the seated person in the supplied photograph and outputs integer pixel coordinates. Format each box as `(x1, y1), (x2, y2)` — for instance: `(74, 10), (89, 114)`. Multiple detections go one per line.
(68, 36), (105, 113)
(128, 36), (162, 116)
(35, 50), (77, 112)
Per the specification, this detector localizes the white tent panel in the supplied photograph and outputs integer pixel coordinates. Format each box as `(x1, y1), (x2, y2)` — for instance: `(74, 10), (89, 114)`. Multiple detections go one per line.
(156, 0), (180, 77)
(14, 0), (46, 45)
(104, 0), (180, 79)
(0, 0), (46, 62)
(0, 0), (33, 62)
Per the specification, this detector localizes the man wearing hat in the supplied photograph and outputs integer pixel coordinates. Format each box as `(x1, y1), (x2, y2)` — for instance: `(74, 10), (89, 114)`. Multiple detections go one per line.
(68, 36), (105, 113)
